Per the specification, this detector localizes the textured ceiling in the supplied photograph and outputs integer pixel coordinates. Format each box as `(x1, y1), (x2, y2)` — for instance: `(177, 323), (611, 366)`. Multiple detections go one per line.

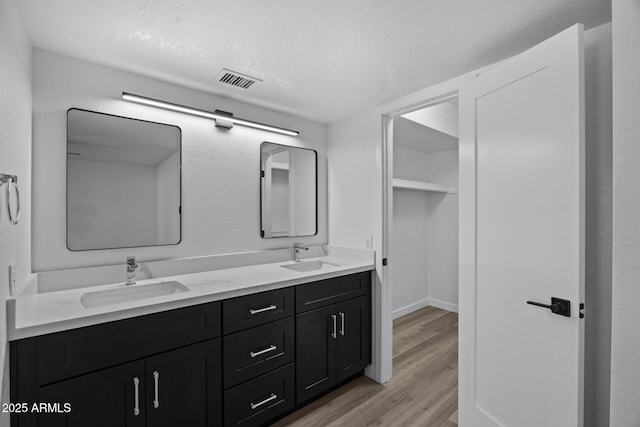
(18, 0), (610, 123)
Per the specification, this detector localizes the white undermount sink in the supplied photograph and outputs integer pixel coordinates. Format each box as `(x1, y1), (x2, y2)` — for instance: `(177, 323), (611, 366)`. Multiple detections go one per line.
(80, 281), (189, 308)
(280, 260), (340, 272)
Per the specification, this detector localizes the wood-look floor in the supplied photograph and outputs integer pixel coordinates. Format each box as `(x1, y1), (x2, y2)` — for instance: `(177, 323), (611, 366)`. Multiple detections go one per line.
(273, 306), (458, 427)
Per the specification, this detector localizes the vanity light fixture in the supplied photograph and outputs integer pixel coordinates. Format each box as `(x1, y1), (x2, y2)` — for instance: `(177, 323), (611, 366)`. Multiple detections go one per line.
(122, 92), (300, 136)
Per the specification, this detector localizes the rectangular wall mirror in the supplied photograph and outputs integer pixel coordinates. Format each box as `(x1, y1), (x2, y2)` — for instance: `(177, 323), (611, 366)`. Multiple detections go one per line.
(260, 142), (317, 238)
(67, 108), (182, 251)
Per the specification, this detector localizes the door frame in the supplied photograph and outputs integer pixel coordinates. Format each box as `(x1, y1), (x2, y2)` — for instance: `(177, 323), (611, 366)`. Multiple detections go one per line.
(375, 72), (475, 383)
(376, 25), (585, 425)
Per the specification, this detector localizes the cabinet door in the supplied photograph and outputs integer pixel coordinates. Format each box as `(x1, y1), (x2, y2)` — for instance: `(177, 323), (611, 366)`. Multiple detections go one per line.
(38, 360), (146, 427)
(296, 305), (336, 404)
(146, 339), (222, 427)
(336, 297), (371, 382)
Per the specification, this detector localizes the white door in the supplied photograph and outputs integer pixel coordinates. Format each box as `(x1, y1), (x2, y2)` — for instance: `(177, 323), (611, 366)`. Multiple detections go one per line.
(458, 24), (585, 427)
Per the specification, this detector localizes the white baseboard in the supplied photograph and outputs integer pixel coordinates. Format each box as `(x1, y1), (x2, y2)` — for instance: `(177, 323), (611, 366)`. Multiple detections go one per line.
(427, 298), (459, 313)
(392, 297), (458, 319)
(392, 298), (430, 319)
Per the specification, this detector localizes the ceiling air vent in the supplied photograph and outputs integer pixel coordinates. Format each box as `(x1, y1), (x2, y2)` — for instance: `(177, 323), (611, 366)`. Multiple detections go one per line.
(215, 69), (262, 89)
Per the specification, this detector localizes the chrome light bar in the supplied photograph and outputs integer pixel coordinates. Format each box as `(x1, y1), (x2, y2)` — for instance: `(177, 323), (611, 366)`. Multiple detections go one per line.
(122, 92), (299, 136)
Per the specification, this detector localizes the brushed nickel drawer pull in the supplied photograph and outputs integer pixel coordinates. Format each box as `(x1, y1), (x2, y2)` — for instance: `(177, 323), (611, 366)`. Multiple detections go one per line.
(249, 304), (277, 315)
(153, 371), (160, 408)
(133, 377), (140, 416)
(250, 344), (277, 358)
(250, 393), (277, 410)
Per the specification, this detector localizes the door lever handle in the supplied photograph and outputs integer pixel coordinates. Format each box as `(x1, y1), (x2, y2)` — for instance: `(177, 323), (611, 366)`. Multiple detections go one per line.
(526, 297), (571, 317)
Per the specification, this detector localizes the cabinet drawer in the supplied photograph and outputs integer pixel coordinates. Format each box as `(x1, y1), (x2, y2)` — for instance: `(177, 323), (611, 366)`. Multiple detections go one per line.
(36, 301), (221, 385)
(223, 318), (294, 388)
(296, 271), (371, 313)
(224, 363), (295, 427)
(223, 287), (294, 334)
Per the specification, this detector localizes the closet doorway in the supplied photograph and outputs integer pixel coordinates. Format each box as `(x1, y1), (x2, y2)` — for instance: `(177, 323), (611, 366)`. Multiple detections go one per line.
(380, 26), (585, 425)
(390, 96), (460, 319)
(384, 94), (461, 420)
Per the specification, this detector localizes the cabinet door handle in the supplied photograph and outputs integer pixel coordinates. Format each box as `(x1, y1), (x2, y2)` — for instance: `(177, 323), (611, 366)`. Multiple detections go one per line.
(153, 371), (160, 408)
(250, 393), (277, 410)
(133, 377), (140, 416)
(339, 312), (345, 336)
(250, 344), (277, 358)
(249, 304), (277, 315)
(331, 314), (337, 339)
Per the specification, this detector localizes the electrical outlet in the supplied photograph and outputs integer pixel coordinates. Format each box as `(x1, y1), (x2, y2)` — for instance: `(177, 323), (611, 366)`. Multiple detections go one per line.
(8, 263), (16, 295)
(364, 235), (373, 249)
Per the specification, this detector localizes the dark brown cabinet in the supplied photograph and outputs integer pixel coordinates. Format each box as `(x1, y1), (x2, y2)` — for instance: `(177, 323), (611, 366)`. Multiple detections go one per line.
(222, 287), (294, 334)
(222, 289), (296, 426)
(295, 272), (371, 404)
(38, 360), (146, 427)
(335, 297), (370, 382)
(11, 302), (222, 427)
(296, 305), (337, 403)
(36, 340), (222, 427)
(145, 340), (221, 427)
(11, 271), (371, 427)
(223, 363), (295, 427)
(223, 317), (295, 388)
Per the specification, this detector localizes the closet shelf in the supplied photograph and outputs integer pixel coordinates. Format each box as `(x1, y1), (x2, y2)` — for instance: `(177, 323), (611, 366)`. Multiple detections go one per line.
(393, 178), (458, 194)
(271, 161), (289, 171)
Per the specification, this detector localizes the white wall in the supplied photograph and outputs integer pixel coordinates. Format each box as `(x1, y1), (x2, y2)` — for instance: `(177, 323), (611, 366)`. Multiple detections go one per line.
(327, 112), (378, 250)
(67, 159), (158, 249)
(32, 49), (327, 273)
(392, 112), (460, 317)
(424, 149), (459, 188)
(393, 138), (459, 316)
(271, 169), (290, 234)
(391, 142), (433, 317)
(0, 0), (32, 420)
(393, 144), (441, 183)
(393, 117), (457, 171)
(391, 188), (430, 316)
(327, 109), (388, 382)
(425, 149), (459, 312)
(584, 22), (612, 427)
(611, 2), (640, 425)
(426, 193), (458, 309)
(157, 151), (181, 244)
(291, 148), (316, 235)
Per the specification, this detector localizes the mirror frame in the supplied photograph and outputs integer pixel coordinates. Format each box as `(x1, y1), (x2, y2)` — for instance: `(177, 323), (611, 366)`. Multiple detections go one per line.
(259, 141), (318, 239)
(66, 108), (183, 251)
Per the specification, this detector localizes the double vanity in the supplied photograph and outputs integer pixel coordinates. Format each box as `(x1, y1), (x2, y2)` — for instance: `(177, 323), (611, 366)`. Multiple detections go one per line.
(8, 101), (370, 426)
(9, 249), (374, 426)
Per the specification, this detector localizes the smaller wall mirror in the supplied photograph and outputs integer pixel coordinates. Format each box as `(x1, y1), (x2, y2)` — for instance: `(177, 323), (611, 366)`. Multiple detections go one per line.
(67, 108), (181, 251)
(260, 142), (317, 238)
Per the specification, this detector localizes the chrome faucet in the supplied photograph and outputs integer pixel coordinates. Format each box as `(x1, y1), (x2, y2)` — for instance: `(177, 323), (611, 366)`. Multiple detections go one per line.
(293, 243), (309, 262)
(126, 256), (139, 285)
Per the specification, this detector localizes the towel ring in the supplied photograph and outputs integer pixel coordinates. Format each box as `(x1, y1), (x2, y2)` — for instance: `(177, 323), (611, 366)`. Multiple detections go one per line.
(0, 173), (20, 225)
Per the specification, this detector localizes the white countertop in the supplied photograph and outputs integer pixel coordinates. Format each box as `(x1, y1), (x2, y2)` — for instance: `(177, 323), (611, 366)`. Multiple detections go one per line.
(7, 253), (374, 341)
